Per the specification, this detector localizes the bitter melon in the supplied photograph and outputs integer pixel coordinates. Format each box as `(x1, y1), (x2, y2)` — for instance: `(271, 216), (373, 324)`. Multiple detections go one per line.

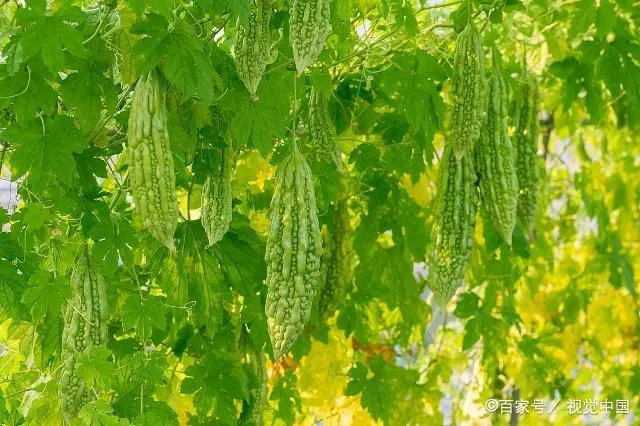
(128, 70), (178, 251)
(428, 145), (478, 307)
(317, 198), (352, 321)
(234, 0), (272, 97)
(239, 342), (268, 426)
(265, 143), (322, 358)
(308, 87), (342, 171)
(290, 0), (331, 74)
(514, 71), (540, 238)
(474, 51), (518, 245)
(449, 21), (486, 161)
(201, 147), (234, 246)
(59, 248), (109, 424)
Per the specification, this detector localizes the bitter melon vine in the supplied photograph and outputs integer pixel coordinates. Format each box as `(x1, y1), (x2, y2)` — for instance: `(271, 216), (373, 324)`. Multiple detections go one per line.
(309, 87), (341, 171)
(514, 71), (541, 238)
(239, 341), (268, 426)
(290, 0), (331, 74)
(449, 21), (486, 161)
(59, 248), (109, 424)
(201, 147), (234, 246)
(128, 70), (178, 251)
(265, 144), (322, 358)
(234, 0), (272, 97)
(428, 146), (478, 307)
(474, 51), (518, 245)
(317, 198), (353, 322)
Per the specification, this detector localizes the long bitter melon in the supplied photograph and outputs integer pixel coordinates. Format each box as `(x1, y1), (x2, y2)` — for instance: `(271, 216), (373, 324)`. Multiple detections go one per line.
(514, 71), (541, 238)
(234, 0), (272, 97)
(449, 21), (486, 160)
(428, 146), (478, 307)
(201, 147), (234, 246)
(264, 143), (322, 358)
(474, 51), (518, 245)
(59, 248), (108, 424)
(309, 87), (342, 171)
(317, 198), (352, 321)
(128, 70), (178, 251)
(290, 0), (331, 74)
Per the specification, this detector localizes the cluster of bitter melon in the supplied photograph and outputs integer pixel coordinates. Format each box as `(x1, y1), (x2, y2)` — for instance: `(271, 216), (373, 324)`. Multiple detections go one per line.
(308, 87), (342, 171)
(428, 146), (478, 307)
(449, 21), (486, 160)
(317, 198), (353, 322)
(201, 147), (235, 246)
(239, 342), (268, 426)
(265, 144), (322, 358)
(290, 0), (331, 74)
(128, 70), (178, 251)
(59, 248), (108, 424)
(474, 51), (519, 245)
(514, 70), (541, 238)
(234, 0), (272, 97)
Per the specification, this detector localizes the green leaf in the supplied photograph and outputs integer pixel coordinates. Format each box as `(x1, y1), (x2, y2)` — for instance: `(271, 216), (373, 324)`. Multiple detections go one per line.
(121, 295), (167, 342)
(77, 347), (116, 390)
(4, 116), (87, 191)
(16, 4), (87, 73)
(21, 271), (71, 319)
(453, 292), (480, 319)
(60, 58), (118, 132)
(72, 400), (129, 426)
(132, 17), (215, 102)
(462, 317), (481, 350)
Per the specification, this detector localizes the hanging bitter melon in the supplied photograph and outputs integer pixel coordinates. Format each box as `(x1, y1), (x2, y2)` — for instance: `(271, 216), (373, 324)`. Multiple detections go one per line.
(449, 21), (486, 161)
(265, 143), (322, 358)
(128, 70), (178, 251)
(239, 341), (268, 426)
(309, 87), (342, 171)
(474, 50), (518, 245)
(514, 71), (541, 238)
(201, 147), (234, 246)
(428, 146), (478, 307)
(317, 198), (353, 322)
(290, 0), (331, 74)
(59, 248), (109, 424)
(234, 0), (272, 97)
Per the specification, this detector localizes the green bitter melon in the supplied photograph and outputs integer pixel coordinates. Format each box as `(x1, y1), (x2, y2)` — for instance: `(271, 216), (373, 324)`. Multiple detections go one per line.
(474, 50), (518, 245)
(317, 198), (353, 322)
(308, 87), (342, 171)
(128, 70), (178, 251)
(234, 0), (272, 97)
(290, 0), (331, 75)
(514, 71), (541, 238)
(201, 147), (235, 246)
(59, 248), (109, 424)
(239, 342), (268, 425)
(449, 21), (486, 161)
(428, 145), (478, 308)
(265, 143), (322, 358)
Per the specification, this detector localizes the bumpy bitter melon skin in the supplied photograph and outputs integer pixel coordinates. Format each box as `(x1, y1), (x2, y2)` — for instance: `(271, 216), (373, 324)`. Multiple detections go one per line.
(474, 53), (519, 245)
(514, 71), (541, 238)
(429, 146), (478, 307)
(239, 343), (268, 426)
(201, 147), (235, 246)
(290, 0), (331, 75)
(234, 0), (272, 97)
(59, 248), (109, 424)
(309, 87), (342, 171)
(449, 21), (486, 161)
(128, 70), (178, 251)
(265, 144), (322, 358)
(317, 198), (353, 321)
